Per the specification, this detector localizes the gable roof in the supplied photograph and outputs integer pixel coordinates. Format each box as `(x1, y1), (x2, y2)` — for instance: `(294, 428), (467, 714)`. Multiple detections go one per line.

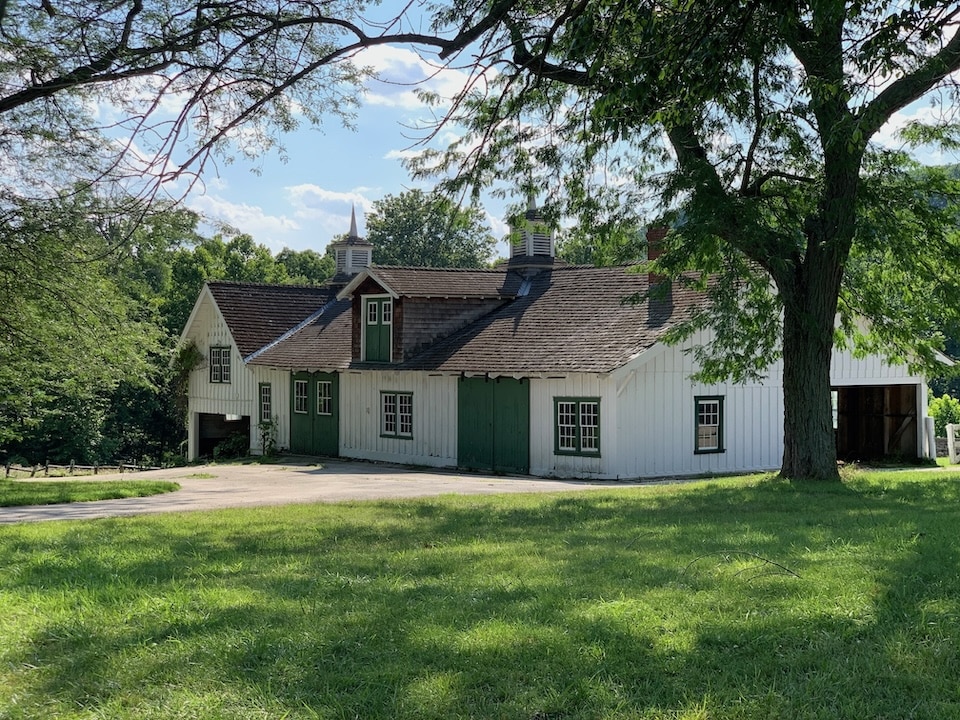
(337, 266), (524, 300)
(246, 299), (353, 370)
(205, 281), (336, 358)
(399, 266), (703, 375)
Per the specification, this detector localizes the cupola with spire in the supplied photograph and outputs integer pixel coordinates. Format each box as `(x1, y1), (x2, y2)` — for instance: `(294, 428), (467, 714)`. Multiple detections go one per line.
(510, 196), (556, 260)
(327, 205), (374, 279)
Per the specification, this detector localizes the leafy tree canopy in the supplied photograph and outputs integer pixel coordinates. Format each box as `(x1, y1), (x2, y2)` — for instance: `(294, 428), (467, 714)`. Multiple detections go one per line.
(3, 1), (960, 480)
(367, 189), (496, 268)
(407, 1), (960, 480)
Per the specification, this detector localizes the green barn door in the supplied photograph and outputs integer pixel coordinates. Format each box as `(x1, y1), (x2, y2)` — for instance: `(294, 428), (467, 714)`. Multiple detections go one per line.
(312, 372), (339, 456)
(364, 297), (392, 362)
(458, 377), (495, 470)
(492, 378), (529, 473)
(290, 373), (313, 454)
(457, 377), (529, 473)
(290, 372), (339, 456)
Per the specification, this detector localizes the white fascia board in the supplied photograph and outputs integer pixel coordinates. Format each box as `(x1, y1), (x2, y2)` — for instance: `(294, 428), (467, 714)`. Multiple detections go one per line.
(336, 269), (399, 300)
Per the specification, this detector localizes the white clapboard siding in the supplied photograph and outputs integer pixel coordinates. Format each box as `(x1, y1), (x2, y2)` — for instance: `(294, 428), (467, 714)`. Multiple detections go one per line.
(339, 370), (458, 467)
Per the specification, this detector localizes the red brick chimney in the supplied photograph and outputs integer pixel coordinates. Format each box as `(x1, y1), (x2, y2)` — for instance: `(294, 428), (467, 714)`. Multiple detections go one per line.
(646, 226), (668, 287)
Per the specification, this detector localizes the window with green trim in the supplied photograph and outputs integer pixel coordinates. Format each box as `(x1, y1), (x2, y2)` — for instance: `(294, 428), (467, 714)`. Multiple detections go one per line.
(695, 396), (724, 453)
(259, 383), (273, 423)
(554, 398), (601, 456)
(209, 346), (231, 383)
(381, 391), (413, 438)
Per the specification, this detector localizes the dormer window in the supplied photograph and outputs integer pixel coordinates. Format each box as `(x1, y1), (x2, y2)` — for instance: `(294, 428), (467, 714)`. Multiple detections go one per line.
(364, 296), (392, 362)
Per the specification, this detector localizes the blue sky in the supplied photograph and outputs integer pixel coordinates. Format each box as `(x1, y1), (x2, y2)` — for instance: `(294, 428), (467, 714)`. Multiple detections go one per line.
(173, 41), (957, 262)
(179, 43), (516, 259)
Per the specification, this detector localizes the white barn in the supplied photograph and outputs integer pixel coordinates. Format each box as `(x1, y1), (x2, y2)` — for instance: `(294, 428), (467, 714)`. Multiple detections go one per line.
(180, 210), (933, 478)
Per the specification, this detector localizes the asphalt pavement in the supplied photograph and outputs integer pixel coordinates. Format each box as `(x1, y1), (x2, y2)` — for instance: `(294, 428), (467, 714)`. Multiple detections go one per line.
(0, 458), (649, 524)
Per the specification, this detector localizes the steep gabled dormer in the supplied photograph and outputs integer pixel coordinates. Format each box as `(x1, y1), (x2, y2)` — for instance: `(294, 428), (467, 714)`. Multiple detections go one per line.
(337, 267), (522, 364)
(328, 206), (374, 280)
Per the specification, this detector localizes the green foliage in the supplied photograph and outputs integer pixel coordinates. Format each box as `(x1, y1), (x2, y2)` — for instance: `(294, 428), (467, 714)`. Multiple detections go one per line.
(3, 472), (960, 717)
(408, 1), (960, 480)
(275, 247), (334, 285)
(257, 418), (279, 457)
(0, 192), (162, 455)
(367, 189), (496, 267)
(213, 431), (251, 460)
(928, 394), (960, 438)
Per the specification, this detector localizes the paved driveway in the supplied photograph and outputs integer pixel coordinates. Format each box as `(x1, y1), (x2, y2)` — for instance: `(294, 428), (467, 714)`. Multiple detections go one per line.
(0, 458), (650, 524)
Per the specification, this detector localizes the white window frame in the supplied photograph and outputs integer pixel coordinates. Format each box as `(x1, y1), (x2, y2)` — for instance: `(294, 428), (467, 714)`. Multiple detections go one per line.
(381, 391), (413, 439)
(695, 396), (724, 453)
(259, 384), (273, 423)
(317, 380), (332, 416)
(294, 380), (308, 414)
(554, 397), (601, 456)
(209, 346), (231, 383)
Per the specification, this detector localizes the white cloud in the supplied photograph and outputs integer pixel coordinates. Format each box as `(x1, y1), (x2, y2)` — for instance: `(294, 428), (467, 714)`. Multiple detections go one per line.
(187, 194), (301, 252)
(284, 183), (379, 245)
(357, 44), (478, 113)
(874, 102), (956, 165)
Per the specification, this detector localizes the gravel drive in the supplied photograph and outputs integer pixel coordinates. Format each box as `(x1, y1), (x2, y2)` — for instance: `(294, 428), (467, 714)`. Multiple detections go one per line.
(0, 458), (652, 524)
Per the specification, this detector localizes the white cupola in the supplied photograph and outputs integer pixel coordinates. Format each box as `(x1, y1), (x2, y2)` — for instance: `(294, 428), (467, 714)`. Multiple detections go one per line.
(510, 197), (556, 259)
(328, 205), (374, 277)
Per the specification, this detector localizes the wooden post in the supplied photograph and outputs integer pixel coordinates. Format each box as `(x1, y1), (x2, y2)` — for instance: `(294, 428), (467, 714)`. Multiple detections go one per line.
(30, 465), (36, 477)
(93, 463), (98, 475)
(44, 460), (49, 477)
(70, 459), (75, 475)
(4, 463), (8, 478)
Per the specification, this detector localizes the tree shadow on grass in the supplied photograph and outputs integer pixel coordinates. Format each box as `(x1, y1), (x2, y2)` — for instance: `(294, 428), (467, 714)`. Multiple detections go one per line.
(2, 474), (960, 718)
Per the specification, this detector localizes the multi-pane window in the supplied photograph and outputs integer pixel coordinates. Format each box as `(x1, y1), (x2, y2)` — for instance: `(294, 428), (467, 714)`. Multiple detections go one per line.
(209, 346), (231, 383)
(294, 380), (308, 414)
(259, 384), (273, 423)
(554, 398), (600, 455)
(317, 381), (332, 416)
(381, 392), (413, 438)
(381, 300), (392, 324)
(695, 396), (724, 453)
(367, 301), (378, 324)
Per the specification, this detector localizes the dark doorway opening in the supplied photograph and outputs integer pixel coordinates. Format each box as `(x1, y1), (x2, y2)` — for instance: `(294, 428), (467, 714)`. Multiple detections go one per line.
(834, 384), (919, 461)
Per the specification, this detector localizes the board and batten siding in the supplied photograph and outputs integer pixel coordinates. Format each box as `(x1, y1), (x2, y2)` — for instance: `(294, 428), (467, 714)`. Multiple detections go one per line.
(530, 329), (927, 480)
(183, 292), (293, 456)
(338, 370), (458, 467)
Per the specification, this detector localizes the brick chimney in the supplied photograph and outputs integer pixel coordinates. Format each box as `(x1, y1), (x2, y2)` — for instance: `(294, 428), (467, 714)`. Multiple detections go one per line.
(646, 226), (668, 287)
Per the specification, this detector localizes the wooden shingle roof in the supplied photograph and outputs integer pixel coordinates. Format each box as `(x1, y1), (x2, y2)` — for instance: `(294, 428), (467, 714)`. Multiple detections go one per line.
(206, 281), (335, 358)
(246, 299), (353, 370)
(399, 266), (704, 375)
(339, 266), (524, 299)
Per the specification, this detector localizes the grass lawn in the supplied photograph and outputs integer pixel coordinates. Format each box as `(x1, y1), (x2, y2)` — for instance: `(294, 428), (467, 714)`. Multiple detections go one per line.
(1, 469), (959, 719)
(0, 480), (180, 507)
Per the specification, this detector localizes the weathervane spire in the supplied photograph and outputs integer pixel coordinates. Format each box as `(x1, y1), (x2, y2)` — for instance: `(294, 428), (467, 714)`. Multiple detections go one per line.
(348, 204), (359, 239)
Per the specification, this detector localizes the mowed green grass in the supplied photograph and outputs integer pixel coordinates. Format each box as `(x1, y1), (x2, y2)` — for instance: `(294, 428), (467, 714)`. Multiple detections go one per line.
(1, 470), (959, 719)
(0, 480), (180, 507)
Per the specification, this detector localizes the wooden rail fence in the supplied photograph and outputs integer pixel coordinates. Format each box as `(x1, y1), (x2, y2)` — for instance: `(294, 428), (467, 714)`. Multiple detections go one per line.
(3, 461), (161, 478)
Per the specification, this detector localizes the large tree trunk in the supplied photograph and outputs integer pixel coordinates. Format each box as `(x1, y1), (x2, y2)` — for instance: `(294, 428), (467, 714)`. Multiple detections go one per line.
(778, 199), (852, 481)
(780, 292), (839, 480)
